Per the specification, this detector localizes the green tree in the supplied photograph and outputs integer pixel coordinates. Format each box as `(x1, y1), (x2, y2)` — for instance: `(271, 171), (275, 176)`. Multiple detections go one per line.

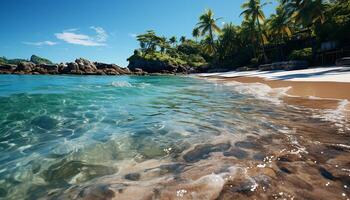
(240, 0), (269, 61)
(192, 28), (200, 41)
(268, 6), (292, 42)
(169, 36), (177, 47)
(195, 9), (221, 54)
(282, 0), (326, 29)
(180, 36), (187, 43)
(136, 30), (163, 55)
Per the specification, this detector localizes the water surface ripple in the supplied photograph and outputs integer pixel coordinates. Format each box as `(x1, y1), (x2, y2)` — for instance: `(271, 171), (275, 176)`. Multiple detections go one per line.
(0, 75), (349, 200)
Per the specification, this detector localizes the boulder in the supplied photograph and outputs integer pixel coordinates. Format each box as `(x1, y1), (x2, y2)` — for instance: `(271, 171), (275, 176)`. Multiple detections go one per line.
(34, 64), (59, 74)
(0, 64), (17, 74)
(0, 58), (133, 75)
(63, 62), (80, 74)
(16, 62), (35, 73)
(236, 66), (256, 72)
(259, 61), (308, 71)
(75, 58), (97, 74)
(95, 62), (131, 75)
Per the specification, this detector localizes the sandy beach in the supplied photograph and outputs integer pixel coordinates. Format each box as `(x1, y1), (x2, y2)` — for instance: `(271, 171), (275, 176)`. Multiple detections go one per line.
(198, 66), (350, 111)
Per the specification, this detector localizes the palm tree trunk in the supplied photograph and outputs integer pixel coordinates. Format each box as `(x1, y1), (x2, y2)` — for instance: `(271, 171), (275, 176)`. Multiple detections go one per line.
(209, 27), (216, 53)
(256, 19), (268, 63)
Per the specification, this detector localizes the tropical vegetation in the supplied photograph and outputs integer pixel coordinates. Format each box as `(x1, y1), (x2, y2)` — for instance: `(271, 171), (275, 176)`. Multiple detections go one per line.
(129, 0), (350, 71)
(0, 55), (53, 65)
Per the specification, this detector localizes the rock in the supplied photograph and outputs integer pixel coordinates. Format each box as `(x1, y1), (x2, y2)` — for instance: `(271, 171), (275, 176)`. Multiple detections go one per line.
(44, 160), (117, 183)
(0, 58), (134, 75)
(95, 62), (131, 75)
(75, 58), (97, 74)
(31, 115), (58, 130)
(77, 184), (116, 200)
(259, 61), (308, 71)
(124, 173), (141, 181)
(236, 66), (256, 72)
(183, 143), (231, 163)
(16, 61), (35, 72)
(34, 64), (59, 74)
(0, 64), (17, 73)
(223, 148), (248, 159)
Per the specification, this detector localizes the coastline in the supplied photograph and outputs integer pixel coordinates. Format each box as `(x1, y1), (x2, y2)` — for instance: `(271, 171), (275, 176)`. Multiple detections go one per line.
(197, 66), (350, 111)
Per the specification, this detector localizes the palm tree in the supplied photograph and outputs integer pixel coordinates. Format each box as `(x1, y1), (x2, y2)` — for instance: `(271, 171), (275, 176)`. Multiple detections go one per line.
(268, 6), (292, 42)
(195, 9), (221, 54)
(268, 6), (293, 60)
(169, 36), (177, 47)
(282, 0), (326, 28)
(180, 36), (187, 43)
(240, 0), (269, 62)
(192, 28), (200, 41)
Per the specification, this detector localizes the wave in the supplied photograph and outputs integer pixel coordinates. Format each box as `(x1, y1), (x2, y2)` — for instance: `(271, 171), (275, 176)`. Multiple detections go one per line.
(111, 81), (133, 87)
(223, 81), (291, 105)
(312, 99), (350, 133)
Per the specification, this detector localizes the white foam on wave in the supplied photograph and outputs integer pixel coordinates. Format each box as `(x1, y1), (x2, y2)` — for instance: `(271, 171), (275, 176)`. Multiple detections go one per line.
(312, 99), (350, 132)
(223, 81), (291, 105)
(111, 81), (132, 87)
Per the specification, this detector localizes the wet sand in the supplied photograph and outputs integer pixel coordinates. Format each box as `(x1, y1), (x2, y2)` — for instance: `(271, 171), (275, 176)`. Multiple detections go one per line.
(205, 76), (350, 111)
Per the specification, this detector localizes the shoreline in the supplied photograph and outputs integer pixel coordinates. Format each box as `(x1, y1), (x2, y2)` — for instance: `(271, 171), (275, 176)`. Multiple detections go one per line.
(197, 67), (350, 112)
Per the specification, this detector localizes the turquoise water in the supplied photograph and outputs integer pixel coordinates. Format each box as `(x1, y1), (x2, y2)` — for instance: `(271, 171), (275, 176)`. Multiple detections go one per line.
(0, 75), (349, 200)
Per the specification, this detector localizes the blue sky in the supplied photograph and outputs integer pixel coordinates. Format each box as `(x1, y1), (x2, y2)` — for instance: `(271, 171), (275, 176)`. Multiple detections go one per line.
(0, 0), (277, 67)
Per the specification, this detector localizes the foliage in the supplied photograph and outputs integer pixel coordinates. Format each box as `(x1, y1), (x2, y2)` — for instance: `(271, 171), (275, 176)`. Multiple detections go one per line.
(30, 55), (53, 65)
(288, 48), (312, 61)
(129, 0), (350, 71)
(194, 9), (221, 55)
(267, 6), (292, 42)
(240, 0), (269, 61)
(314, 0), (350, 44)
(129, 30), (207, 68)
(0, 56), (27, 65)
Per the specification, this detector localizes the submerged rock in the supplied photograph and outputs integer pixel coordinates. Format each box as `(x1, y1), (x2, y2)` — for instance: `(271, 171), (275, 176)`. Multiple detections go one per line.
(183, 143), (231, 163)
(77, 184), (116, 200)
(44, 160), (117, 184)
(124, 173), (140, 181)
(223, 148), (248, 159)
(31, 116), (58, 130)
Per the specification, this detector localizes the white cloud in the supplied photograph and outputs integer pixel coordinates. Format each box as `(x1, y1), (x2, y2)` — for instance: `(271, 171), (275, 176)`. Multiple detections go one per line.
(90, 26), (108, 42)
(55, 27), (108, 46)
(23, 41), (57, 46)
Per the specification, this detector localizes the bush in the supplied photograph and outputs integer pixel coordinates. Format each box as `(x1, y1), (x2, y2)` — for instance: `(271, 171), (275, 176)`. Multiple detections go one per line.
(288, 48), (312, 62)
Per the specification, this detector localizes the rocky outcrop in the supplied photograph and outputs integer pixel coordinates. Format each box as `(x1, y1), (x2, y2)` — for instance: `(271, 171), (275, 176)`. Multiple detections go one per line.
(0, 58), (132, 75)
(95, 62), (131, 75)
(0, 64), (17, 74)
(259, 61), (308, 71)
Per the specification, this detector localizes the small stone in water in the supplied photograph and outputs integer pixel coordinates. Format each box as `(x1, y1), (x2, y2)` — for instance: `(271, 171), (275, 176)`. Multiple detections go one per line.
(319, 167), (336, 181)
(223, 148), (248, 159)
(125, 173), (141, 181)
(183, 143), (231, 163)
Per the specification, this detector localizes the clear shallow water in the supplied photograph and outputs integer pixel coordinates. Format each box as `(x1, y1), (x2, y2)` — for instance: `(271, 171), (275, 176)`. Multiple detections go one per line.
(0, 75), (349, 200)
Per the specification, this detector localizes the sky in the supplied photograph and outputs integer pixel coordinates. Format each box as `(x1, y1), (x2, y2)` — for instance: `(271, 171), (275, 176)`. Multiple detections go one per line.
(0, 0), (277, 67)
